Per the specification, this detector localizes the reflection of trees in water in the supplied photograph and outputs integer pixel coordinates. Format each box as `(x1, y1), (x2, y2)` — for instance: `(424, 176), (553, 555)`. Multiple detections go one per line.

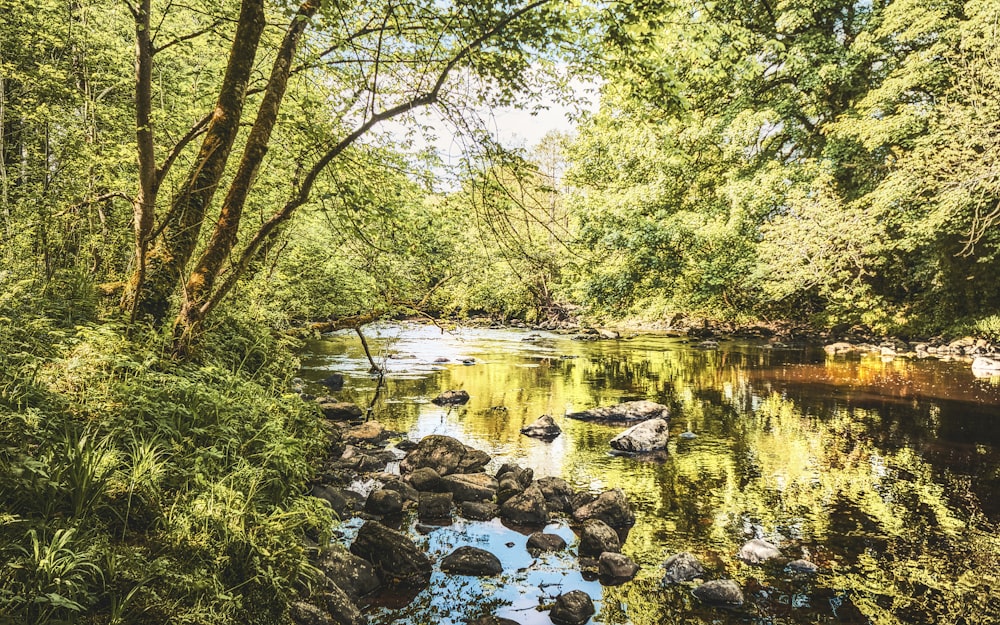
(301, 332), (1000, 624)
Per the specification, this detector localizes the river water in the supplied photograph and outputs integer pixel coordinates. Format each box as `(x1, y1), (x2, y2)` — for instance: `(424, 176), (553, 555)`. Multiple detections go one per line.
(298, 323), (1000, 625)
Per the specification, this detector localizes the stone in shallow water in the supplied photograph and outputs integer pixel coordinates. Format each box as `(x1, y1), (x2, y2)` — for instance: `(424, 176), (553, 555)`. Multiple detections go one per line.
(578, 519), (621, 557)
(692, 579), (744, 607)
(364, 488), (403, 516)
(432, 389), (470, 405)
(786, 559), (819, 574)
(549, 590), (596, 625)
(662, 552), (706, 584)
(572, 488), (635, 529)
(738, 538), (783, 564)
(500, 483), (549, 526)
(400, 434), (490, 476)
(317, 398), (363, 421)
(459, 501), (498, 521)
(442, 473), (499, 502)
(315, 544), (380, 602)
(418, 491), (453, 522)
(526, 531), (567, 553)
(609, 418), (670, 453)
(440, 546), (503, 576)
(598, 552), (640, 582)
(350, 521), (432, 587)
(520, 414), (562, 440)
(566, 400), (669, 423)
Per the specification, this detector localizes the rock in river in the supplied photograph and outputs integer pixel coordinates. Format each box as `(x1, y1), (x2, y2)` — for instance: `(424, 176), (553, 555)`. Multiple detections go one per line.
(526, 532), (567, 553)
(400, 435), (490, 476)
(520, 414), (562, 440)
(567, 400), (669, 423)
(572, 488), (635, 529)
(432, 389), (470, 405)
(692, 579), (744, 607)
(598, 552), (640, 583)
(609, 418), (669, 453)
(417, 491), (453, 523)
(350, 521), (432, 587)
(738, 538), (782, 564)
(500, 483), (550, 526)
(549, 590), (596, 625)
(578, 519), (621, 557)
(316, 398), (363, 421)
(786, 559), (819, 574)
(315, 544), (380, 602)
(364, 488), (403, 516)
(440, 546), (503, 576)
(442, 473), (499, 502)
(662, 552), (706, 584)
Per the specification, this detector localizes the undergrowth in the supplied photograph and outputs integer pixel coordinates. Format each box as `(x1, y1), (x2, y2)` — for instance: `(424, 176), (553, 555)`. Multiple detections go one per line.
(0, 276), (335, 625)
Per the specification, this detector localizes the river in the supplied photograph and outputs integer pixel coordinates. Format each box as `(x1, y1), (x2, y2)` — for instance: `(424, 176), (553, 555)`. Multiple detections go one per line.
(298, 323), (1000, 625)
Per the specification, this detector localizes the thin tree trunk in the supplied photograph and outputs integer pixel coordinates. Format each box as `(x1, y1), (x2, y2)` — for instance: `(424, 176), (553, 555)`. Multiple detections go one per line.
(127, 0), (266, 323)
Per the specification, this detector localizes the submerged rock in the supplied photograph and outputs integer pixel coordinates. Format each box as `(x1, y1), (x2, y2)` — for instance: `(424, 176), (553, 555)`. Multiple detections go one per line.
(500, 483), (549, 526)
(317, 398), (363, 421)
(350, 521), (432, 587)
(432, 389), (471, 405)
(440, 546), (503, 576)
(578, 519), (621, 557)
(662, 552), (706, 584)
(598, 552), (640, 583)
(526, 532), (567, 554)
(609, 418), (670, 453)
(786, 559), (819, 574)
(738, 538), (783, 564)
(692, 579), (744, 607)
(567, 400), (669, 423)
(520, 415), (562, 441)
(572, 488), (635, 529)
(549, 590), (596, 625)
(400, 435), (490, 476)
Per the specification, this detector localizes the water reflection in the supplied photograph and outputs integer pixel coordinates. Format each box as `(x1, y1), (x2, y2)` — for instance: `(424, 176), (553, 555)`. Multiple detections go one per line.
(300, 324), (1000, 625)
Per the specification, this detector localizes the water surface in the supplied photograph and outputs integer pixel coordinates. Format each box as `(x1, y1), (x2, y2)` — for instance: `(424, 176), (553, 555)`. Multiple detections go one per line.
(300, 323), (1000, 625)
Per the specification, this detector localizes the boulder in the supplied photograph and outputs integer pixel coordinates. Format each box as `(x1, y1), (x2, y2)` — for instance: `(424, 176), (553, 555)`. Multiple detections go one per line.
(500, 483), (549, 526)
(578, 519), (621, 557)
(535, 477), (575, 514)
(609, 418), (669, 453)
(567, 400), (669, 423)
(738, 538), (782, 564)
(549, 590), (596, 625)
(496, 463), (534, 488)
(440, 546), (503, 576)
(431, 389), (470, 405)
(692, 579), (744, 607)
(319, 373), (345, 391)
(786, 559), (819, 574)
(380, 478), (419, 502)
(344, 420), (388, 445)
(442, 473), (499, 502)
(662, 552), (706, 584)
(459, 501), (499, 521)
(598, 552), (639, 582)
(350, 521), (432, 587)
(315, 544), (380, 601)
(407, 467), (446, 492)
(317, 398), (363, 421)
(418, 491), (453, 523)
(520, 415), (562, 441)
(526, 532), (567, 554)
(400, 435), (490, 476)
(496, 475), (524, 504)
(311, 485), (363, 519)
(319, 582), (365, 625)
(823, 342), (856, 355)
(572, 488), (635, 529)
(364, 489), (403, 516)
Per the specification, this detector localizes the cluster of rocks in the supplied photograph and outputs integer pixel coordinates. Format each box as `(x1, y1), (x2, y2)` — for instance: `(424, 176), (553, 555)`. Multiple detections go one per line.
(299, 430), (643, 625)
(824, 337), (1000, 374)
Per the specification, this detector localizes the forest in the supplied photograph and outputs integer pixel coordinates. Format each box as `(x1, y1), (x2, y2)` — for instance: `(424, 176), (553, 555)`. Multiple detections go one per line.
(1, 0), (999, 623)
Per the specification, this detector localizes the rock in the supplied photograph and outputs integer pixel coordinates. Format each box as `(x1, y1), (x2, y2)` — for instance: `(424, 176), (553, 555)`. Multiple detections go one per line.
(466, 616), (521, 625)
(432, 389), (470, 405)
(578, 519), (621, 557)
(786, 559), (819, 574)
(549, 590), (596, 625)
(440, 546), (503, 576)
(320, 582), (365, 625)
(364, 489), (403, 516)
(569, 491), (596, 512)
(500, 483), (549, 526)
(692, 579), (744, 607)
(598, 552), (640, 582)
(526, 532), (567, 553)
(350, 521), (432, 587)
(418, 491), (453, 522)
(679, 431), (698, 440)
(496, 463), (534, 488)
(459, 501), (498, 521)
(319, 373), (345, 391)
(380, 478), (419, 502)
(535, 476), (575, 514)
(290, 601), (334, 625)
(697, 340), (719, 349)
(567, 400), (669, 423)
(823, 342), (856, 355)
(315, 544), (380, 601)
(317, 398), (363, 421)
(662, 552), (705, 584)
(520, 415), (562, 441)
(572, 488), (635, 529)
(311, 485), (363, 519)
(738, 538), (782, 564)
(344, 420), (388, 445)
(400, 435), (490, 476)
(395, 439), (418, 452)
(609, 418), (670, 453)
(597, 329), (620, 340)
(496, 476), (524, 504)
(972, 356), (1000, 373)
(407, 467), (446, 492)
(434, 357), (450, 363)
(442, 473), (499, 502)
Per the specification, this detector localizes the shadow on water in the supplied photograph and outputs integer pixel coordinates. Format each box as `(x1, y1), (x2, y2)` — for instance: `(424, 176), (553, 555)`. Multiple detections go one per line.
(300, 323), (1000, 625)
